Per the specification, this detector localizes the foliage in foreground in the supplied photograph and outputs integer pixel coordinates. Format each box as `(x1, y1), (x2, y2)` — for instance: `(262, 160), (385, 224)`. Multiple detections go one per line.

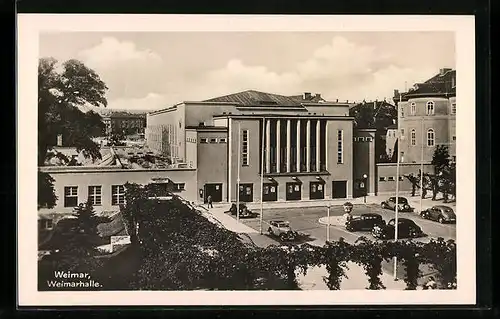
(39, 183), (457, 291)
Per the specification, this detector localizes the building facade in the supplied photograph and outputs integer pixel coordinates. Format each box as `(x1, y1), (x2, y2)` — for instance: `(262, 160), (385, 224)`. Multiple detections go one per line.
(147, 90), (357, 203)
(394, 68), (456, 164)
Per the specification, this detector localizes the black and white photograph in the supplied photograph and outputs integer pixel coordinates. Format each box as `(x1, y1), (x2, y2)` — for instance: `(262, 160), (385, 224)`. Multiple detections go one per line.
(17, 14), (476, 306)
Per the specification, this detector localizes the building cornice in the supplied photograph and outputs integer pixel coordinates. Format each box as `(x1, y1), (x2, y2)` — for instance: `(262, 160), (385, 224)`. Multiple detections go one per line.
(38, 166), (196, 174)
(213, 114), (354, 120)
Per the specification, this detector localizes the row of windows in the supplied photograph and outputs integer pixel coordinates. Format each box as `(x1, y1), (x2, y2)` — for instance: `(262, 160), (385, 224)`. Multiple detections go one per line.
(406, 128), (455, 147)
(402, 101), (456, 117)
(200, 137), (227, 144)
(242, 129), (249, 166)
(353, 137), (373, 142)
(186, 137), (197, 143)
(337, 130), (343, 164)
(379, 176), (405, 182)
(64, 184), (186, 207)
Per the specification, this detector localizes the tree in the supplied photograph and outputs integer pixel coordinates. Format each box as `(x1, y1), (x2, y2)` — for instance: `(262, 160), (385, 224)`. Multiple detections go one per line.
(38, 58), (108, 208)
(431, 145), (450, 175)
(72, 200), (103, 248)
(38, 171), (57, 209)
(38, 57), (108, 166)
(391, 139), (399, 163)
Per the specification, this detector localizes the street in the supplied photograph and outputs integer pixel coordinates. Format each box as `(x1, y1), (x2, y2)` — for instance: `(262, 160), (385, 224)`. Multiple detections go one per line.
(234, 203), (456, 281)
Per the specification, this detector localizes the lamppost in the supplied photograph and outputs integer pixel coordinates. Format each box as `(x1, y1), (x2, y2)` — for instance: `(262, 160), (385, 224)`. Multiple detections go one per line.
(362, 174), (368, 203)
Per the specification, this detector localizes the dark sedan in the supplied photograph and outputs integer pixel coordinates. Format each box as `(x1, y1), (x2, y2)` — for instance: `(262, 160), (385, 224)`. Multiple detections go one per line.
(345, 213), (386, 232)
(420, 205), (456, 224)
(371, 218), (425, 240)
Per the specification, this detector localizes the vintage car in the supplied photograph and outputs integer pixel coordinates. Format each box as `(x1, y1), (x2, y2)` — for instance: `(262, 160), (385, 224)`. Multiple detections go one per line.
(420, 205), (456, 224)
(267, 220), (298, 241)
(225, 203), (258, 218)
(345, 213), (386, 232)
(381, 196), (414, 212)
(371, 218), (425, 240)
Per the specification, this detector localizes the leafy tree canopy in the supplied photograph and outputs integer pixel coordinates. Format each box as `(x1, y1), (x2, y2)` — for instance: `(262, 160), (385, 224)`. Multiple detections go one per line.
(38, 57), (108, 166)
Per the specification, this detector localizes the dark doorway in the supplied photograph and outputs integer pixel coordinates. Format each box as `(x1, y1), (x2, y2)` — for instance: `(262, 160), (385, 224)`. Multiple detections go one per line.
(332, 180), (347, 199)
(204, 183), (223, 203)
(354, 178), (367, 198)
(239, 183), (253, 202)
(262, 183), (278, 202)
(309, 181), (325, 200)
(286, 182), (302, 201)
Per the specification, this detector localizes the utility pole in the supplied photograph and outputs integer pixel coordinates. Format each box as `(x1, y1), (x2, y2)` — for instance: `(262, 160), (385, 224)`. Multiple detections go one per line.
(420, 116), (424, 214)
(326, 204), (331, 242)
(394, 85), (403, 281)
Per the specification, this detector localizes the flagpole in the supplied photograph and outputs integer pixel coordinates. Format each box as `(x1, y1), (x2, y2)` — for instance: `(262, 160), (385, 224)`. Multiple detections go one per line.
(394, 85), (403, 280)
(237, 122), (241, 223)
(259, 118), (265, 234)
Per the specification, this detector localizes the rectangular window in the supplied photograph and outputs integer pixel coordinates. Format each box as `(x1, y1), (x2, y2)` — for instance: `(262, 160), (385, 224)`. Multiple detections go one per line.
(452, 136), (456, 141)
(353, 137), (358, 142)
(200, 138), (208, 143)
(401, 106), (404, 118)
(219, 138), (227, 143)
(64, 186), (78, 207)
(379, 177), (386, 182)
(88, 186), (102, 206)
(401, 129), (405, 140)
(358, 137), (365, 142)
(210, 138), (217, 143)
(399, 176), (404, 181)
(337, 130), (343, 164)
(366, 137), (373, 142)
(40, 219), (53, 230)
(175, 183), (185, 191)
(387, 176), (395, 181)
(451, 103), (456, 115)
(111, 185), (126, 205)
(242, 129), (249, 166)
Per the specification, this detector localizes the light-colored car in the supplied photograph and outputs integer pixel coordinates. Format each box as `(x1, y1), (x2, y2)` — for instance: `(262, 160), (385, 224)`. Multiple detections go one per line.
(420, 205), (456, 224)
(267, 220), (298, 241)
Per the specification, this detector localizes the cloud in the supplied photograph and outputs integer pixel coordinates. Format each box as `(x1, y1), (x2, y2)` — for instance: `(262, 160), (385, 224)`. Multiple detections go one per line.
(199, 36), (442, 102)
(78, 37), (162, 69)
(106, 93), (168, 111)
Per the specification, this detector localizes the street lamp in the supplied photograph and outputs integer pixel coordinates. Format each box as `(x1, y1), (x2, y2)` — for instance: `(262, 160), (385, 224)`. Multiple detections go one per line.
(362, 174), (368, 203)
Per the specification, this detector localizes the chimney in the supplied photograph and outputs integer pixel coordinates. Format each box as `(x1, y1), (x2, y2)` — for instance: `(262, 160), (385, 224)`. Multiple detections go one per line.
(57, 134), (63, 146)
(303, 92), (312, 100)
(336, 99), (339, 103)
(394, 89), (399, 96)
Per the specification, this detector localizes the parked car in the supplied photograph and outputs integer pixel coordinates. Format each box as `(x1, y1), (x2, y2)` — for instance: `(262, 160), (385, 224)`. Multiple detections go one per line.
(267, 220), (298, 241)
(371, 218), (425, 240)
(225, 203), (258, 218)
(420, 205), (456, 224)
(345, 213), (386, 232)
(381, 196), (414, 212)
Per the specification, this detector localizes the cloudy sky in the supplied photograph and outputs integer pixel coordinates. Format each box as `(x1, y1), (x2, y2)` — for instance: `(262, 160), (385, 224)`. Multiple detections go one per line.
(39, 32), (455, 110)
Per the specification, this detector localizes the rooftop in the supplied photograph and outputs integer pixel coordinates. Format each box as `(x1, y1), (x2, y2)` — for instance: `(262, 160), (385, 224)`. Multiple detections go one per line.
(394, 68), (456, 102)
(204, 90), (304, 107)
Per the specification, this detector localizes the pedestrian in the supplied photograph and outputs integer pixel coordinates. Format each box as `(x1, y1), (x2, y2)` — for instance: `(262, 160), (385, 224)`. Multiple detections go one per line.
(207, 194), (213, 208)
(410, 174), (416, 197)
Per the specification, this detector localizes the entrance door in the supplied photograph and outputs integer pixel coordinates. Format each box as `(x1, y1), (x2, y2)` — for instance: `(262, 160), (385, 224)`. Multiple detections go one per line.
(204, 183), (223, 203)
(309, 182), (325, 200)
(262, 183), (278, 202)
(286, 182), (302, 201)
(354, 179), (367, 198)
(332, 180), (347, 199)
(239, 183), (253, 202)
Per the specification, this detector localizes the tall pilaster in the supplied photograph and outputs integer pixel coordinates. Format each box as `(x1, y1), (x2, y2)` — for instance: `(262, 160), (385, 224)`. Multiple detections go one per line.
(276, 120), (281, 173)
(286, 119), (291, 172)
(306, 119), (311, 172)
(296, 120), (301, 172)
(265, 119), (271, 173)
(316, 120), (321, 172)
